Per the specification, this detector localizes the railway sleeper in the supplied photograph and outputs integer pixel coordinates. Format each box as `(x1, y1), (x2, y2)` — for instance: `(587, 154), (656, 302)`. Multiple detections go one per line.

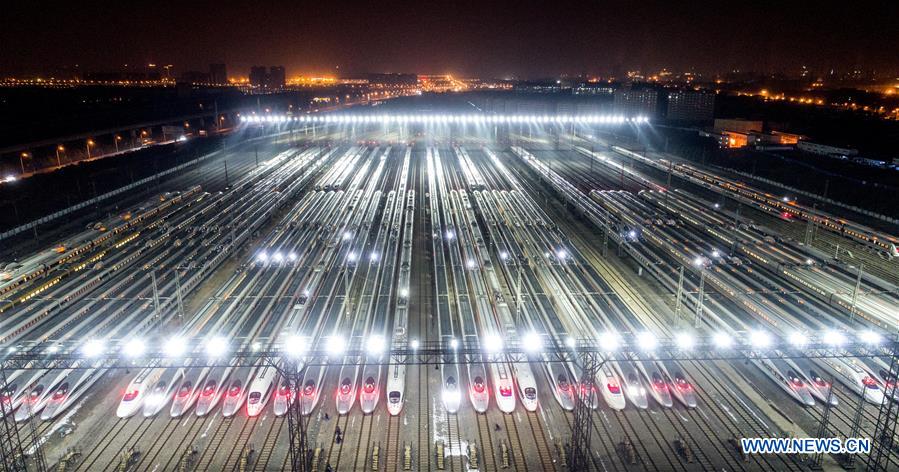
(403, 443), (412, 470)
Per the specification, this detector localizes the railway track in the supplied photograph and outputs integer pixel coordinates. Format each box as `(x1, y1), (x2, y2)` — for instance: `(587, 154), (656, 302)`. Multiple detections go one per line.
(253, 416), (285, 471)
(475, 413), (497, 471)
(223, 416), (259, 470)
(384, 415), (401, 472)
(351, 413), (375, 471)
(500, 413), (527, 471)
(524, 411), (555, 471)
(194, 417), (234, 470)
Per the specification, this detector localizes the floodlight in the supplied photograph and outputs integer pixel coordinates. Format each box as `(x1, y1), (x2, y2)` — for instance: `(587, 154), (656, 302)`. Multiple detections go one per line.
(822, 329), (846, 347)
(636, 331), (657, 351)
(598, 331), (621, 352)
(123, 338), (146, 358)
(483, 334), (503, 353)
(81, 339), (105, 358)
(523, 331), (543, 353)
(164, 337), (187, 357)
(859, 330), (883, 345)
(205, 336), (228, 358)
(748, 330), (772, 349)
(675, 332), (696, 350)
(327, 335), (347, 356)
(712, 332), (733, 349)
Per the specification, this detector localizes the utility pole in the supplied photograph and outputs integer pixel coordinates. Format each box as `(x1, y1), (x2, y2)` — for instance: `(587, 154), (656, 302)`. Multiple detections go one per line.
(224, 160), (230, 187)
(674, 266), (685, 320)
(151, 271), (161, 321)
(175, 269), (185, 324)
(849, 264), (863, 322)
(694, 269), (706, 329)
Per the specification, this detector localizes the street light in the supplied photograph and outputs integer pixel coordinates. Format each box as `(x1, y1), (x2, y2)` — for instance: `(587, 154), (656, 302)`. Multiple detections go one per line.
(19, 152), (29, 174)
(86, 139), (95, 159)
(81, 339), (105, 358)
(114, 135), (122, 153)
(55, 145), (65, 167)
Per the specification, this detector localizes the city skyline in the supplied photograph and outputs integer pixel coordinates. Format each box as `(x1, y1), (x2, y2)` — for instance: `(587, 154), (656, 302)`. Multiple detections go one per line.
(3, 1), (898, 79)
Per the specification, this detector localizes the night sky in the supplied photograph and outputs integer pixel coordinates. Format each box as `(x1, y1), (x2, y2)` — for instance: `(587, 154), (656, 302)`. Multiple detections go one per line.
(3, 0), (898, 78)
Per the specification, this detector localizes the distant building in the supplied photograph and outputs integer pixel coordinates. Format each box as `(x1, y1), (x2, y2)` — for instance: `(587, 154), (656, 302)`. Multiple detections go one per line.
(613, 87), (661, 117)
(666, 90), (715, 122)
(713, 119), (763, 134)
(365, 73), (418, 87)
(572, 83), (615, 96)
(268, 66), (286, 88)
(209, 64), (227, 85)
(797, 141), (858, 158)
(249, 66), (268, 87)
(180, 71), (210, 84)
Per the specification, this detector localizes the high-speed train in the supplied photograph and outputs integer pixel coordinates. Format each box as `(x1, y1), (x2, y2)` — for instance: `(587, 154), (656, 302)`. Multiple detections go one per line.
(600, 365), (627, 410)
(194, 366), (233, 416)
(117, 367), (165, 418)
(299, 368), (325, 416)
(247, 364), (277, 417)
(512, 362), (539, 412)
(336, 370), (358, 415)
(143, 368), (186, 417)
(222, 366), (257, 417)
(468, 364), (490, 413)
(170, 367), (210, 417)
(359, 371), (380, 415)
(42, 368), (105, 420)
(755, 358), (816, 406)
(544, 363), (576, 411)
(634, 361), (672, 408)
(659, 361), (698, 408)
(790, 358), (838, 406)
(385, 360), (406, 416)
(272, 376), (295, 416)
(818, 357), (885, 404)
(612, 360), (649, 409)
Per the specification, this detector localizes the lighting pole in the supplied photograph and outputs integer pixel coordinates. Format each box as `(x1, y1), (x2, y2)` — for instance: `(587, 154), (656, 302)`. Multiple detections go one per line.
(19, 152), (29, 175)
(55, 145), (64, 168)
(86, 139), (95, 159)
(114, 135), (122, 153)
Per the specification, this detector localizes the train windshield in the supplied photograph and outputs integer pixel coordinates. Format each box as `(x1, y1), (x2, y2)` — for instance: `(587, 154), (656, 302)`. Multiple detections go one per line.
(123, 389), (140, 401)
(248, 392), (262, 404)
(500, 386), (513, 397)
(863, 377), (880, 390)
(388, 391), (401, 403)
(363, 377), (375, 393)
(52, 383), (69, 400)
(607, 382), (621, 394)
(303, 381), (315, 396)
(203, 381), (216, 396)
(178, 382), (192, 397)
(340, 380), (352, 394)
(228, 381), (242, 396)
(524, 387), (537, 400)
(473, 377), (485, 393)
